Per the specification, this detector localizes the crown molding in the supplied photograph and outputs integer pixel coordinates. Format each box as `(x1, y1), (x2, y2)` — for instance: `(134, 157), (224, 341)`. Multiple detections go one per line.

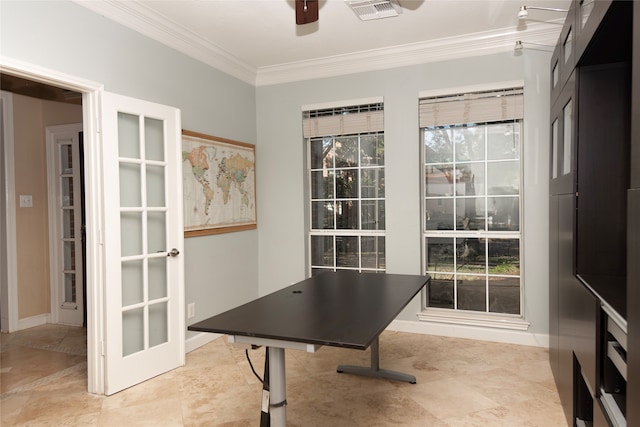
(74, 1), (561, 88)
(73, 0), (258, 85)
(255, 21), (561, 86)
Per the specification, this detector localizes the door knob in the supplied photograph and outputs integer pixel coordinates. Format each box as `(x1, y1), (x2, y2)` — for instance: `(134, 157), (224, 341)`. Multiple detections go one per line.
(167, 248), (180, 257)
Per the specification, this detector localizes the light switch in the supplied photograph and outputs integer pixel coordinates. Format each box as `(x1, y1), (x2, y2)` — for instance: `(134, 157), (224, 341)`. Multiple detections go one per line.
(19, 195), (33, 208)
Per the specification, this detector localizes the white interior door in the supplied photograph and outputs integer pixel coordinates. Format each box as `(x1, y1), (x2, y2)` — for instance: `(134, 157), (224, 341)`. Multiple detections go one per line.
(46, 123), (85, 326)
(101, 92), (184, 395)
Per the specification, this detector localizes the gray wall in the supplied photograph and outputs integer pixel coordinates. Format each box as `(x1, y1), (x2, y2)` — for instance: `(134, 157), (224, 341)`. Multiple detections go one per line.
(256, 51), (551, 336)
(2, 0), (552, 341)
(0, 0), (259, 330)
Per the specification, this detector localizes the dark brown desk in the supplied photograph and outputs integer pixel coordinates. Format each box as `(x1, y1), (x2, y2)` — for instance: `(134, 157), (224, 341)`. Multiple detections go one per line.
(188, 270), (429, 426)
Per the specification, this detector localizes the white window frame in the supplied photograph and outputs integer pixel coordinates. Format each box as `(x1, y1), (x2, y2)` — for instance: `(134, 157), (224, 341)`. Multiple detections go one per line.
(417, 82), (530, 330)
(303, 99), (386, 276)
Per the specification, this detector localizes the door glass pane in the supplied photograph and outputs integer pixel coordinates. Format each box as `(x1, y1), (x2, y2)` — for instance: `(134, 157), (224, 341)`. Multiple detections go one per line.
(563, 100), (573, 175)
(62, 209), (75, 238)
(60, 143), (73, 173)
(123, 307), (144, 356)
(121, 212), (142, 257)
(145, 117), (164, 161)
(119, 163), (141, 207)
(552, 119), (559, 179)
(63, 241), (75, 270)
(122, 260), (143, 306)
(64, 273), (76, 303)
(563, 27), (573, 64)
(118, 113), (140, 159)
(149, 302), (168, 348)
(581, 0), (594, 28)
(148, 257), (167, 300)
(457, 275), (486, 312)
(146, 165), (166, 207)
(61, 177), (74, 206)
(147, 211), (166, 254)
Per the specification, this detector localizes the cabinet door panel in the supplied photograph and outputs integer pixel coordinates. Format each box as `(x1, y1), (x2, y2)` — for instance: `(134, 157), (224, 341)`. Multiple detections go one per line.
(627, 188), (640, 426)
(549, 195), (560, 380)
(557, 194), (575, 425)
(550, 73), (576, 195)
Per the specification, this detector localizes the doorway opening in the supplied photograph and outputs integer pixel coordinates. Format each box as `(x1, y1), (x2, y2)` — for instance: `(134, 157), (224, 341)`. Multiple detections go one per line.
(1, 73), (86, 328)
(0, 66), (103, 394)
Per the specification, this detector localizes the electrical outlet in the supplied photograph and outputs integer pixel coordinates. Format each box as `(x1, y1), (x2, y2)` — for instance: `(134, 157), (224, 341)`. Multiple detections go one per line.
(187, 303), (195, 319)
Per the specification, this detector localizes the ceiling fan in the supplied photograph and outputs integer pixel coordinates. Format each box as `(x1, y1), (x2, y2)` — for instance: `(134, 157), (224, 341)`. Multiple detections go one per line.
(295, 0), (319, 25)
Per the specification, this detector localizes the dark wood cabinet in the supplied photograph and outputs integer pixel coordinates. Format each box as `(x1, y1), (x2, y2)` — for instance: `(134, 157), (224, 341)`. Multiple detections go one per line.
(549, 72), (576, 196)
(549, 1), (638, 425)
(627, 0), (640, 420)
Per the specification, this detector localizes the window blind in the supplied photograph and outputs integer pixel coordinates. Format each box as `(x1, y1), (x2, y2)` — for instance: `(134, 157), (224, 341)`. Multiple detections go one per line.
(302, 103), (384, 138)
(419, 88), (524, 127)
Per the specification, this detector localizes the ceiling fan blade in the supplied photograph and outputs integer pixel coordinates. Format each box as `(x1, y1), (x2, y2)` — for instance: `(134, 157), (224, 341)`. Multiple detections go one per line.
(296, 0), (319, 25)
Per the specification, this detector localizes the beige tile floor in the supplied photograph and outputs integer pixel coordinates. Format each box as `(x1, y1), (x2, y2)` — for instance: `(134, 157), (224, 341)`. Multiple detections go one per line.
(1, 324), (569, 426)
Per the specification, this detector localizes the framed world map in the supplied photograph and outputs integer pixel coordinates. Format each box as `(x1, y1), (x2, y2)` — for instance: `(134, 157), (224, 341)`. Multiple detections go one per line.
(182, 130), (256, 236)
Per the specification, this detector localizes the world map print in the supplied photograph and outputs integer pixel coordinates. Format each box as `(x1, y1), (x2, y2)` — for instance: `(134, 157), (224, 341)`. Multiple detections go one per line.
(182, 132), (256, 235)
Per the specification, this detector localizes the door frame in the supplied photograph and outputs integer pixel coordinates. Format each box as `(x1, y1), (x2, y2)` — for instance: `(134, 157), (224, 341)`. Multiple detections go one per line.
(0, 57), (105, 394)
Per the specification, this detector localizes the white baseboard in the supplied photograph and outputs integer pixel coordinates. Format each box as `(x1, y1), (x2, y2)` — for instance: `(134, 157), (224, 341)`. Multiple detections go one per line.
(17, 313), (50, 331)
(388, 319), (549, 348)
(185, 331), (222, 353)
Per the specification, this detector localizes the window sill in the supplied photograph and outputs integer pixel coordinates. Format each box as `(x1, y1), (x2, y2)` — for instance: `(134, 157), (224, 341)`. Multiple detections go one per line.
(417, 309), (530, 331)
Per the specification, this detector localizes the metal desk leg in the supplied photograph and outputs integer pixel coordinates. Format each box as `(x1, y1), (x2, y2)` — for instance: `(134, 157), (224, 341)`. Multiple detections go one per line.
(336, 336), (416, 384)
(268, 347), (287, 427)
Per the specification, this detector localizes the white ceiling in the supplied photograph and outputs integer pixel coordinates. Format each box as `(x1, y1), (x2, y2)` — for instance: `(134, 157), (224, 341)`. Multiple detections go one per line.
(75, 0), (571, 86)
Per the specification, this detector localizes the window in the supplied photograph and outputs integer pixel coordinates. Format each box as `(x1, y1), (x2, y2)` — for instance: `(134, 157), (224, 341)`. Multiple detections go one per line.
(304, 101), (385, 275)
(420, 87), (523, 316)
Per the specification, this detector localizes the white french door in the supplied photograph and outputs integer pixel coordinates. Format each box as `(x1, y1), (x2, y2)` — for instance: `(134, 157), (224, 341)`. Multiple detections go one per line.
(101, 92), (184, 395)
(46, 123), (85, 326)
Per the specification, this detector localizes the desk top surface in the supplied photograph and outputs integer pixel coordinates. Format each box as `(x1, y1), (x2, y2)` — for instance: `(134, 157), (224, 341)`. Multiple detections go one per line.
(188, 271), (429, 350)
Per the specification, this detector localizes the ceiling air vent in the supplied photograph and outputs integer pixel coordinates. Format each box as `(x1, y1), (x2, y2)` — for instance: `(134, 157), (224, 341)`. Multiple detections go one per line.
(346, 0), (402, 21)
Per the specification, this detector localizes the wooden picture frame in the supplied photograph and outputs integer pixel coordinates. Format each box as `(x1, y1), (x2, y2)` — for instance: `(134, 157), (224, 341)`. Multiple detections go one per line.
(181, 130), (256, 237)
